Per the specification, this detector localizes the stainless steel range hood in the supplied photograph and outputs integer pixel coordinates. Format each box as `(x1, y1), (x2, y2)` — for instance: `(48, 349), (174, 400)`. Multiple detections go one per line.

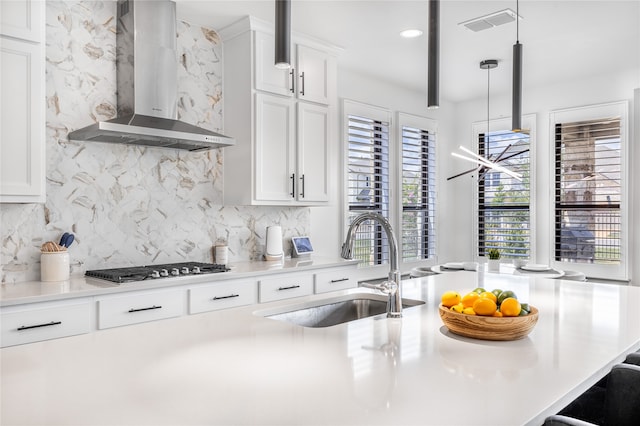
(68, 0), (234, 152)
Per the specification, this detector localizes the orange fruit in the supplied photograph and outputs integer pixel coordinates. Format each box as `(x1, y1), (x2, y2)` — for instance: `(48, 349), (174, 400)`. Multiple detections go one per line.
(441, 291), (461, 307)
(479, 291), (497, 303)
(461, 292), (480, 308)
(473, 298), (497, 316)
(492, 310), (503, 317)
(500, 297), (522, 317)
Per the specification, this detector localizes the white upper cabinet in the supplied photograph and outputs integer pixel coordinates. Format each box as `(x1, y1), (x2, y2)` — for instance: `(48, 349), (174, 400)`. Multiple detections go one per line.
(0, 0), (45, 203)
(0, 0), (43, 42)
(254, 31), (332, 106)
(221, 16), (338, 206)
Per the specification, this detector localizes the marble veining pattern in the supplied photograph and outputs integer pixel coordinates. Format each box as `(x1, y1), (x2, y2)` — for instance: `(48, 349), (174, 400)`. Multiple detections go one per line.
(0, 1), (309, 283)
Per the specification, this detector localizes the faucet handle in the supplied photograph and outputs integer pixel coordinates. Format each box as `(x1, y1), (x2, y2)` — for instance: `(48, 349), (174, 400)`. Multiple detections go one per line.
(378, 280), (398, 296)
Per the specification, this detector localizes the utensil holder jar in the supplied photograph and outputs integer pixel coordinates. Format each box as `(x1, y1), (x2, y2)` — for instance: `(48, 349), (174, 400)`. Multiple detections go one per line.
(41, 252), (70, 281)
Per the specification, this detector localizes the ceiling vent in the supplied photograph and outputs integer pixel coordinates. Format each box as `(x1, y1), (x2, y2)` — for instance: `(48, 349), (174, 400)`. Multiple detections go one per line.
(459, 8), (521, 32)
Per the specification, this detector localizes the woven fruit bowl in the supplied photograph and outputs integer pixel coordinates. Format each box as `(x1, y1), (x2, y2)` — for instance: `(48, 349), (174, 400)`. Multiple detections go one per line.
(439, 304), (539, 341)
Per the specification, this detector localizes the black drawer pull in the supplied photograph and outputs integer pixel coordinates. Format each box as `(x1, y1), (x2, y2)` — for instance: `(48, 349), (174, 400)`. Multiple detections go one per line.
(17, 321), (62, 331)
(330, 278), (349, 283)
(278, 285), (301, 291)
(213, 294), (240, 301)
(128, 305), (162, 313)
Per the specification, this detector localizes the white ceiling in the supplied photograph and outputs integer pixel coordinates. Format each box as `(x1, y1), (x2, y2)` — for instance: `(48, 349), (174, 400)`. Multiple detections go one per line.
(175, 0), (640, 104)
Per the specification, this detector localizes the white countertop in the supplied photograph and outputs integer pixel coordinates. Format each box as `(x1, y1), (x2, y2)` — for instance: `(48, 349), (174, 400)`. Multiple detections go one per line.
(2, 272), (639, 426)
(0, 257), (357, 306)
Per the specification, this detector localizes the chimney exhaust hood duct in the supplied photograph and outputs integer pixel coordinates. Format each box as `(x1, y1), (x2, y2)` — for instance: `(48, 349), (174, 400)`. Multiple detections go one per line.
(68, 0), (235, 152)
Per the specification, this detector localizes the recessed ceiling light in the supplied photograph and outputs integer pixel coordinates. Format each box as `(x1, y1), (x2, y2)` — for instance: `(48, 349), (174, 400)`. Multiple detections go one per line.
(400, 29), (423, 38)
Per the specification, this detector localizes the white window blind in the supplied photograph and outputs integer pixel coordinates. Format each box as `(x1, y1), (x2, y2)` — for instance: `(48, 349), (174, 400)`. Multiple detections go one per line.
(347, 114), (390, 266)
(478, 130), (531, 259)
(401, 125), (436, 262)
(554, 117), (621, 264)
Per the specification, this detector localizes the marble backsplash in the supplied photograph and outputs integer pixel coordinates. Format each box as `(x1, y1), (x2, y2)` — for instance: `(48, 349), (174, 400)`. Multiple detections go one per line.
(0, 1), (309, 283)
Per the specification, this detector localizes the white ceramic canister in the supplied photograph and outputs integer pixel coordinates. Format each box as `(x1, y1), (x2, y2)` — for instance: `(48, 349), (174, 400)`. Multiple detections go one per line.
(41, 251), (70, 282)
(215, 245), (228, 265)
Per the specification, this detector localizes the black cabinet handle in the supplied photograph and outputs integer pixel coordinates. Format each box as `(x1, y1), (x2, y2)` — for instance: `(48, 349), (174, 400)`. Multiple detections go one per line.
(17, 321), (62, 331)
(330, 278), (349, 283)
(213, 294), (240, 301)
(278, 285), (301, 291)
(289, 69), (295, 93)
(128, 305), (162, 313)
(299, 174), (305, 198)
(300, 71), (305, 96)
(290, 173), (296, 198)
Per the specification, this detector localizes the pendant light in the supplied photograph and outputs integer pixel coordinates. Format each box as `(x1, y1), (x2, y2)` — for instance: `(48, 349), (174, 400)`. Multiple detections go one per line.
(512, 0), (523, 132)
(274, 0), (291, 69)
(427, 0), (440, 108)
(449, 59), (522, 182)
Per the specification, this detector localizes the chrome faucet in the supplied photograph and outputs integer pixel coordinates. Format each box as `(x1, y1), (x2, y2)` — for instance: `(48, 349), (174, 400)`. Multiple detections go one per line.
(341, 212), (402, 318)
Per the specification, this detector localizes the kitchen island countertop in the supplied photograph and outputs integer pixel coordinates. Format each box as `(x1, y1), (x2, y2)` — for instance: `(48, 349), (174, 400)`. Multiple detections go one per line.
(1, 272), (640, 425)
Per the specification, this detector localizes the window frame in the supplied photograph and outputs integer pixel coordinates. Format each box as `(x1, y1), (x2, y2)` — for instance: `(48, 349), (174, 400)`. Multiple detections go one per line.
(396, 112), (437, 264)
(471, 115), (536, 262)
(342, 101), (438, 274)
(549, 101), (629, 281)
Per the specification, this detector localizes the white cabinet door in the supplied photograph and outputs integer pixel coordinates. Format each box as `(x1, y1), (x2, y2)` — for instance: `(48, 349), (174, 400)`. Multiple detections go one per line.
(189, 279), (258, 314)
(0, 37), (44, 202)
(0, 0), (43, 42)
(314, 267), (358, 294)
(1, 300), (93, 348)
(259, 273), (314, 303)
(97, 289), (185, 329)
(254, 93), (296, 202)
(296, 102), (329, 202)
(254, 31), (294, 97)
(296, 44), (330, 105)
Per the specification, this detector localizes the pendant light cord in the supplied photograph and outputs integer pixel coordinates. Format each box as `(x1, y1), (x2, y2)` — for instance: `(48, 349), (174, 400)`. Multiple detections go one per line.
(487, 65), (490, 147)
(516, 0), (520, 43)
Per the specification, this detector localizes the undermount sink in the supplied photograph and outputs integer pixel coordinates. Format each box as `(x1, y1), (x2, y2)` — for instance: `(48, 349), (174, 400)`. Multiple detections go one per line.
(260, 293), (425, 328)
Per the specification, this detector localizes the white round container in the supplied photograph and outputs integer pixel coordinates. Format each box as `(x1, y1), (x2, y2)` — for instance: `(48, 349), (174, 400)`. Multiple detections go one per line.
(215, 245), (228, 265)
(41, 252), (70, 282)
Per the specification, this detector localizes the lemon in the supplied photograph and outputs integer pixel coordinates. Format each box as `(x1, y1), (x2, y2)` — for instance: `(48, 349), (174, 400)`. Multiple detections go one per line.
(441, 291), (462, 307)
(473, 298), (497, 316)
(479, 291), (498, 303)
(462, 307), (476, 315)
(450, 303), (464, 313)
(500, 297), (521, 317)
(461, 292), (480, 308)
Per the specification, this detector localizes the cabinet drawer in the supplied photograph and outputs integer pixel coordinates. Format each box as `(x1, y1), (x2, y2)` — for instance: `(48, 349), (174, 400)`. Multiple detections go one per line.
(259, 273), (314, 303)
(315, 267), (357, 294)
(98, 289), (184, 329)
(1, 300), (92, 347)
(189, 280), (258, 314)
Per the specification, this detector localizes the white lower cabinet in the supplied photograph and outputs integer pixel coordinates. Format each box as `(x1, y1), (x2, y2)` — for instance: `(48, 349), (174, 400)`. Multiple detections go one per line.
(259, 273), (314, 303)
(314, 267), (358, 294)
(1, 299), (93, 348)
(97, 289), (185, 330)
(189, 279), (258, 314)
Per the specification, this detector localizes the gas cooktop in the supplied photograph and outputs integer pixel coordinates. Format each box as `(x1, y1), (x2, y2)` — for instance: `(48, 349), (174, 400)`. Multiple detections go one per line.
(85, 262), (229, 284)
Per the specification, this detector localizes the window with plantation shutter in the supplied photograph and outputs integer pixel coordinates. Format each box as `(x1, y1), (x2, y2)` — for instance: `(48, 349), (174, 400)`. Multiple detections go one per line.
(477, 129), (531, 259)
(554, 117), (621, 263)
(550, 102), (628, 280)
(400, 117), (436, 262)
(346, 108), (390, 267)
